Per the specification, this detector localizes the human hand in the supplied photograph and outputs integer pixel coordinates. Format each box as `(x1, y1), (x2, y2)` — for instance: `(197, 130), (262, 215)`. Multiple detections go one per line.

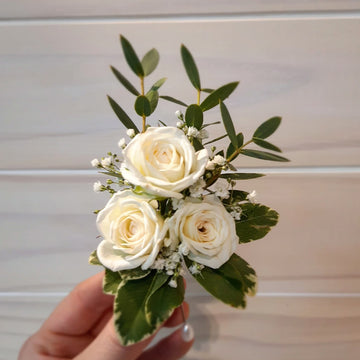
(18, 272), (193, 360)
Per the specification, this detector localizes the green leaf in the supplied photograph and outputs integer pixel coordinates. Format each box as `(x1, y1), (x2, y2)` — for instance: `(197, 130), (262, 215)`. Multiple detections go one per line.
(228, 190), (249, 203)
(181, 44), (201, 90)
(120, 35), (144, 77)
(201, 88), (214, 93)
(220, 173), (264, 180)
(253, 137), (282, 152)
(236, 203), (279, 243)
(220, 101), (238, 148)
(203, 133), (227, 146)
(200, 82), (239, 111)
(146, 276), (184, 326)
(185, 254), (257, 308)
(141, 48), (160, 76)
(253, 116), (281, 139)
(113, 272), (158, 346)
(185, 104), (203, 129)
(146, 90), (159, 114)
(88, 250), (101, 266)
(119, 267), (151, 281)
(151, 77), (167, 91)
(216, 150), (225, 157)
(110, 66), (140, 96)
(192, 137), (204, 151)
(160, 95), (188, 107)
(107, 95), (140, 133)
(241, 149), (289, 162)
(103, 269), (122, 295)
(226, 132), (244, 160)
(135, 95), (151, 117)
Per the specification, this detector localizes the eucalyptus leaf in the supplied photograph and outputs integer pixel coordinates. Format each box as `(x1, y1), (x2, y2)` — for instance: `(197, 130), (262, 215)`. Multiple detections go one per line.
(241, 149), (289, 162)
(193, 138), (204, 151)
(120, 35), (144, 77)
(220, 101), (238, 148)
(185, 254), (257, 308)
(200, 82), (239, 111)
(201, 88), (214, 93)
(236, 203), (279, 243)
(160, 95), (188, 107)
(146, 277), (185, 326)
(146, 90), (159, 114)
(135, 95), (152, 117)
(110, 66), (140, 96)
(220, 173), (264, 180)
(226, 132), (244, 160)
(253, 116), (281, 139)
(141, 48), (160, 76)
(88, 250), (101, 266)
(151, 77), (167, 91)
(253, 137), (282, 152)
(228, 163), (237, 171)
(181, 44), (201, 90)
(103, 268), (122, 295)
(185, 104), (203, 129)
(107, 95), (140, 133)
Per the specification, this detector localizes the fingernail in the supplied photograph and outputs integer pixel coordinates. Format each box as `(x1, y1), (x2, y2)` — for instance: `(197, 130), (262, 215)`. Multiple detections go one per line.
(181, 323), (194, 342)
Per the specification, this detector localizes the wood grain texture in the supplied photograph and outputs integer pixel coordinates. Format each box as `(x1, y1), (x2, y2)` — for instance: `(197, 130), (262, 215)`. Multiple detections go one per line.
(1, 173), (359, 293)
(1, 18), (360, 169)
(0, 0), (359, 19)
(2, 295), (360, 360)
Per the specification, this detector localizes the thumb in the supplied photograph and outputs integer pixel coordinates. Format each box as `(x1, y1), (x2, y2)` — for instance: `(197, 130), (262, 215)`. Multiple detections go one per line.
(75, 316), (155, 360)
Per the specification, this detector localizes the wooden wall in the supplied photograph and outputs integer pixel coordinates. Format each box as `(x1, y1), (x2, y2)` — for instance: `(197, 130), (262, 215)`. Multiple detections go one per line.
(1, 1), (360, 359)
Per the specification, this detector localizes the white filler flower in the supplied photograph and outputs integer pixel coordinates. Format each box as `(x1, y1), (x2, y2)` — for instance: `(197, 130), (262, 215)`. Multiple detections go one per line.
(96, 190), (166, 271)
(121, 127), (208, 199)
(169, 196), (238, 268)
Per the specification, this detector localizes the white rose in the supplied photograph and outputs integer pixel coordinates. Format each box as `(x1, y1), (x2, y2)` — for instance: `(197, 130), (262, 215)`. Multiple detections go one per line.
(121, 127), (208, 199)
(96, 190), (166, 271)
(169, 196), (238, 268)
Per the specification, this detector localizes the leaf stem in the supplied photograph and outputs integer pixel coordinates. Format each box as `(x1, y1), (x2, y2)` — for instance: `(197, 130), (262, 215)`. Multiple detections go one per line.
(140, 76), (146, 132)
(227, 139), (254, 162)
(197, 89), (201, 105)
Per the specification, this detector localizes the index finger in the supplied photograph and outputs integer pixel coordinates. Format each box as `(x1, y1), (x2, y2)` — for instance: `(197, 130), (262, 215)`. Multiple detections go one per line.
(42, 271), (114, 335)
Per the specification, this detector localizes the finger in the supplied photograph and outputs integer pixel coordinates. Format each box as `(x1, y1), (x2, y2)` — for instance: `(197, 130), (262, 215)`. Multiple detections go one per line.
(75, 317), (156, 360)
(137, 327), (194, 360)
(163, 302), (189, 327)
(42, 271), (114, 335)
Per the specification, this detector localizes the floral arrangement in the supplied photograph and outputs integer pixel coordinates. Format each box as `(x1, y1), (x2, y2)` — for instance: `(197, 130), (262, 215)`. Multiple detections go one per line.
(89, 35), (289, 346)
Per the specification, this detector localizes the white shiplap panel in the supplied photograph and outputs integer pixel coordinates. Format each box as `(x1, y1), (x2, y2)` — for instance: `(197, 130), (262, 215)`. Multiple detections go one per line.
(2, 295), (360, 360)
(1, 173), (359, 293)
(0, 0), (359, 19)
(1, 19), (360, 169)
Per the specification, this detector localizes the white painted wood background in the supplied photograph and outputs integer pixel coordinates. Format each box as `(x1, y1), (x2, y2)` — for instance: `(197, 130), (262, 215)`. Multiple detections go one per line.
(1, 1), (360, 359)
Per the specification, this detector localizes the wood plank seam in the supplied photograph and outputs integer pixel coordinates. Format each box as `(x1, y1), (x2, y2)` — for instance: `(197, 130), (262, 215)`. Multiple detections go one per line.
(1, 10), (360, 26)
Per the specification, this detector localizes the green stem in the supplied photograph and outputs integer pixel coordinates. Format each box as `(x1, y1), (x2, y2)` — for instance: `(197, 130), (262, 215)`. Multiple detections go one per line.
(140, 76), (146, 132)
(197, 89), (201, 105)
(226, 139), (254, 163)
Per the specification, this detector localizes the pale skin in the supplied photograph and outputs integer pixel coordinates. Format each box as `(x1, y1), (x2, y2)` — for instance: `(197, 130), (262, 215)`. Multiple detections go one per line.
(18, 272), (193, 360)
